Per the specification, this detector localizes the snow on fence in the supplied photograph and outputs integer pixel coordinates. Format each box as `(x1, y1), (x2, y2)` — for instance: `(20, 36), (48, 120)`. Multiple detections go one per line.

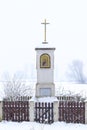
(0, 96), (87, 124)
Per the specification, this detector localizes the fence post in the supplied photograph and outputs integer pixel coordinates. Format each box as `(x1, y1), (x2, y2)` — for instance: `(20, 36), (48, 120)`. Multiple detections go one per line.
(85, 101), (87, 124)
(29, 101), (35, 122)
(0, 101), (3, 121)
(54, 101), (59, 122)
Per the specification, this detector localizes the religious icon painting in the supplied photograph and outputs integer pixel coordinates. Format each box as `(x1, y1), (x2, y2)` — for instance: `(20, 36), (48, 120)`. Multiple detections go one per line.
(40, 53), (51, 68)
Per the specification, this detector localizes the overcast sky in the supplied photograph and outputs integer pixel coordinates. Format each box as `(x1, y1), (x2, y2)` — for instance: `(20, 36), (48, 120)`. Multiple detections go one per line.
(0, 0), (87, 81)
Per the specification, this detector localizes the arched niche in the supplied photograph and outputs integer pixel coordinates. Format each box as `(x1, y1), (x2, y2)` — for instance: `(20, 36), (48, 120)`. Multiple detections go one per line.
(40, 53), (51, 68)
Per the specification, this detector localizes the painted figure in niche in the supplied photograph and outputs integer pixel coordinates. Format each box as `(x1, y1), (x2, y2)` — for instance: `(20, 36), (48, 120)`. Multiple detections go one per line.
(40, 54), (51, 68)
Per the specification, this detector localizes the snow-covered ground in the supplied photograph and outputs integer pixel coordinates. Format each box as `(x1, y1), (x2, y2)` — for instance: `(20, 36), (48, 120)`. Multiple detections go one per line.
(0, 121), (87, 130)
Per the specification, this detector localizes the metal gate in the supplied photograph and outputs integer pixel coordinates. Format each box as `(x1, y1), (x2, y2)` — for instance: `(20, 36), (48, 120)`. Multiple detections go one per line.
(3, 101), (29, 122)
(34, 102), (54, 124)
(59, 101), (85, 124)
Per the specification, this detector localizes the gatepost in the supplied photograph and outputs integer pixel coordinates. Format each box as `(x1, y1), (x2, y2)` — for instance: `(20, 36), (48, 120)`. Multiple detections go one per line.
(54, 101), (59, 122)
(29, 101), (35, 122)
(85, 101), (87, 124)
(0, 101), (3, 121)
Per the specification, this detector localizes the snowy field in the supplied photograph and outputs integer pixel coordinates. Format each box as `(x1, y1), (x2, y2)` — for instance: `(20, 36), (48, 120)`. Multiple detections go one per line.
(0, 121), (87, 130)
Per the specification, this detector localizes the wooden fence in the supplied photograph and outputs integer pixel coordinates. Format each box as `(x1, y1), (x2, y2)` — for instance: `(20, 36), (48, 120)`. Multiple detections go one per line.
(3, 101), (29, 122)
(1, 98), (86, 124)
(59, 101), (85, 124)
(34, 102), (54, 124)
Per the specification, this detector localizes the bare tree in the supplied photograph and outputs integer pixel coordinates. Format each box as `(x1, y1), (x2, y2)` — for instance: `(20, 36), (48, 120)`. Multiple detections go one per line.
(67, 60), (86, 83)
(2, 71), (33, 100)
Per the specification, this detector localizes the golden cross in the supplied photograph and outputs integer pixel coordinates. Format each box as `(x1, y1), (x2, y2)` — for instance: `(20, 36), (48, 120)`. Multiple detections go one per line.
(41, 19), (49, 43)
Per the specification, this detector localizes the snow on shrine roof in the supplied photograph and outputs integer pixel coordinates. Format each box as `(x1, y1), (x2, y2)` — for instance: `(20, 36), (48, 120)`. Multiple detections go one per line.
(35, 42), (56, 50)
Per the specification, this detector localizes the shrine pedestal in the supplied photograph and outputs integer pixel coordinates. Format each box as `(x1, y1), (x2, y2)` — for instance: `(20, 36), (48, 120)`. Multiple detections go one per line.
(35, 83), (55, 97)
